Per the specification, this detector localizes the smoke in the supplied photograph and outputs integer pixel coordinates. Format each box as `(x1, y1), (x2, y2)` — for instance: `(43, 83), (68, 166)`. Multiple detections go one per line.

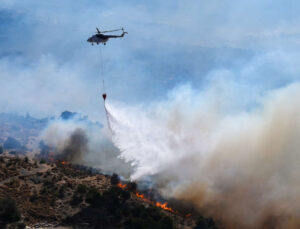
(60, 128), (88, 163)
(105, 82), (300, 228)
(41, 118), (132, 176)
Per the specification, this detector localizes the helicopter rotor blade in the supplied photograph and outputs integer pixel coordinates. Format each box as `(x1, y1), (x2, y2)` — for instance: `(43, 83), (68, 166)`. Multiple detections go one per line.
(101, 28), (124, 33)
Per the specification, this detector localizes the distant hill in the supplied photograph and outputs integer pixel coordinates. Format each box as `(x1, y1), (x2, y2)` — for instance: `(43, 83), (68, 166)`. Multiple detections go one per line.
(0, 113), (50, 150)
(0, 112), (102, 153)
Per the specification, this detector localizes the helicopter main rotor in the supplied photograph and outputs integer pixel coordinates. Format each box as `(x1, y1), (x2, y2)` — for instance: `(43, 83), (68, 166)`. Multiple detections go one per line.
(96, 27), (125, 34)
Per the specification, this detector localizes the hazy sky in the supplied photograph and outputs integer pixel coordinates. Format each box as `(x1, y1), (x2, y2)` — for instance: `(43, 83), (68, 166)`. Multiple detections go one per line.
(1, 0), (300, 121)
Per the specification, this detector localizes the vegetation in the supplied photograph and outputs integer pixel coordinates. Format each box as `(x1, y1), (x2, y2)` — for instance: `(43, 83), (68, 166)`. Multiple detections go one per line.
(127, 181), (137, 192)
(110, 173), (120, 185)
(40, 158), (46, 164)
(0, 197), (21, 226)
(194, 216), (218, 229)
(0, 155), (217, 228)
(76, 184), (87, 194)
(60, 111), (77, 120)
(64, 186), (175, 229)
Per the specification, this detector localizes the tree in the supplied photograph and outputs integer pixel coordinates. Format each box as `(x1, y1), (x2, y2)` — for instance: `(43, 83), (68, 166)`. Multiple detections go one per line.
(0, 198), (20, 223)
(0, 145), (3, 155)
(127, 182), (137, 192)
(60, 111), (77, 120)
(110, 173), (120, 185)
(194, 216), (218, 229)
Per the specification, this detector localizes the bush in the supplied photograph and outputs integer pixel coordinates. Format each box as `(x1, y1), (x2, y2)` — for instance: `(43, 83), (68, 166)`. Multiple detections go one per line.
(103, 187), (130, 206)
(127, 182), (137, 192)
(71, 194), (83, 206)
(86, 187), (103, 207)
(57, 186), (65, 198)
(40, 158), (46, 164)
(194, 216), (218, 229)
(158, 216), (174, 229)
(0, 198), (21, 223)
(110, 173), (120, 185)
(76, 184), (87, 194)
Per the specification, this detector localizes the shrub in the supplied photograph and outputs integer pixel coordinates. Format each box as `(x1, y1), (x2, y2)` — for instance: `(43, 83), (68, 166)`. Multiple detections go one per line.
(57, 186), (65, 198)
(76, 184), (87, 194)
(40, 158), (46, 164)
(110, 173), (120, 185)
(127, 182), (137, 192)
(158, 216), (174, 229)
(0, 198), (20, 223)
(86, 187), (103, 207)
(71, 194), (83, 206)
(194, 216), (218, 229)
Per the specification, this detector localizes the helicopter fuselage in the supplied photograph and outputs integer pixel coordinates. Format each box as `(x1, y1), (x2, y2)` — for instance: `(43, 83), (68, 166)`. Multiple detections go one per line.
(87, 34), (109, 45)
(87, 32), (126, 45)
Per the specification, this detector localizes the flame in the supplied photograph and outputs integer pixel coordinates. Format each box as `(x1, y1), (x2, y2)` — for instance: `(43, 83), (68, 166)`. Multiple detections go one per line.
(117, 181), (182, 215)
(135, 192), (145, 199)
(61, 161), (68, 165)
(155, 202), (174, 212)
(135, 191), (177, 213)
(185, 213), (192, 218)
(117, 182), (127, 189)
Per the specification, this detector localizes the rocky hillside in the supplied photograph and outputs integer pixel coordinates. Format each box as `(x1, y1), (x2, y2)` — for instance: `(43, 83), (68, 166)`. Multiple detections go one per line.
(0, 154), (219, 229)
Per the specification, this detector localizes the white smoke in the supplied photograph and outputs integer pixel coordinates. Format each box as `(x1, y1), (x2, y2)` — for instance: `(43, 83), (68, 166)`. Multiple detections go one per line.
(105, 82), (300, 228)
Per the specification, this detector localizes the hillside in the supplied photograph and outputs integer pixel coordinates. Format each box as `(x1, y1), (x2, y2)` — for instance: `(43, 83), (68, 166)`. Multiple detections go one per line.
(0, 154), (218, 229)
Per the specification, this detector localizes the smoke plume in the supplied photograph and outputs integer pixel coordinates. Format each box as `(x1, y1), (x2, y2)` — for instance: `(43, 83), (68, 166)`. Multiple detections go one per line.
(41, 118), (133, 175)
(105, 82), (300, 228)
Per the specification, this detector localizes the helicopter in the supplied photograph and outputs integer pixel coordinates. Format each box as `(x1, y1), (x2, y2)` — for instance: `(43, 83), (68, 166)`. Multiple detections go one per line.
(87, 27), (127, 45)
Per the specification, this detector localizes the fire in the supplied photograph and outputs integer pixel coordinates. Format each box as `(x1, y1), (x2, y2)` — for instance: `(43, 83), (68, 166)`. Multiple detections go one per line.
(185, 213), (192, 218)
(117, 182), (127, 189)
(61, 161), (68, 165)
(135, 191), (177, 213)
(155, 202), (174, 212)
(135, 192), (145, 199)
(117, 181), (182, 215)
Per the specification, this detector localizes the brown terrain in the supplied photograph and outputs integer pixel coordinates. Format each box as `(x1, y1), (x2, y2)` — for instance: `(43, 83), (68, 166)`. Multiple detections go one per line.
(0, 154), (202, 229)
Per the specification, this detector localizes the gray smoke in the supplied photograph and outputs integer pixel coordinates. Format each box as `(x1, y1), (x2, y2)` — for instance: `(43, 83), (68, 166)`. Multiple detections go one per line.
(41, 118), (132, 176)
(60, 128), (88, 163)
(105, 82), (300, 229)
